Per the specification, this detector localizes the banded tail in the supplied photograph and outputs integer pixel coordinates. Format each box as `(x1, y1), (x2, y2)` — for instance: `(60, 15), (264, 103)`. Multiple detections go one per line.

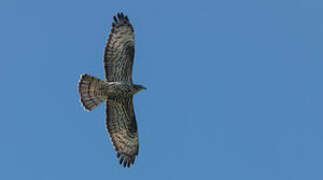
(78, 74), (107, 111)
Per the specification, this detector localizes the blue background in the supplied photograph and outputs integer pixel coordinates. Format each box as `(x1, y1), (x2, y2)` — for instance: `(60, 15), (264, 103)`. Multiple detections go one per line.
(1, 0), (322, 179)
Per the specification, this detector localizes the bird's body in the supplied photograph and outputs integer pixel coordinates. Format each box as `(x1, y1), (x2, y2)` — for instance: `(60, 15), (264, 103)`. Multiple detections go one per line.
(103, 82), (145, 97)
(78, 13), (145, 168)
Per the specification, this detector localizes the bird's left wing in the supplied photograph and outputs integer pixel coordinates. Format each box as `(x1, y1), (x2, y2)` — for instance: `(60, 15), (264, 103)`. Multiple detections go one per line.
(106, 97), (139, 168)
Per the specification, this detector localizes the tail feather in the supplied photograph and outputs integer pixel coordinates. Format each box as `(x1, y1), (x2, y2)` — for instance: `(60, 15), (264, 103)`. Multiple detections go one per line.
(78, 74), (106, 111)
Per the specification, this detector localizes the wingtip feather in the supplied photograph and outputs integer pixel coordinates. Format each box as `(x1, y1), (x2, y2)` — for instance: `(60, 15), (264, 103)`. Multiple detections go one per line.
(116, 153), (137, 168)
(113, 16), (118, 23)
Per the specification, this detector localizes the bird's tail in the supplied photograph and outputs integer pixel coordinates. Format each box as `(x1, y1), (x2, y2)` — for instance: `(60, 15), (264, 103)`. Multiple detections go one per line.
(78, 74), (107, 111)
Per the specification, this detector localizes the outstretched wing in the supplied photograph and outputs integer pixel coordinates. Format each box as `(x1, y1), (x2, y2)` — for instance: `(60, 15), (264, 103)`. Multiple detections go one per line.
(106, 97), (139, 168)
(104, 13), (134, 82)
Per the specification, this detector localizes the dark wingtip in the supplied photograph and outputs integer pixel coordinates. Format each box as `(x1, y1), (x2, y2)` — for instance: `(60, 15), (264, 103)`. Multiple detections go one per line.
(117, 12), (123, 19)
(110, 12), (133, 32)
(117, 153), (136, 168)
(119, 156), (124, 165)
(113, 16), (118, 23)
(114, 12), (129, 23)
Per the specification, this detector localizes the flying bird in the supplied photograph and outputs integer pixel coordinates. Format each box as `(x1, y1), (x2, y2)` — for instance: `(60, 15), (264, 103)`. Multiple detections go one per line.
(78, 13), (146, 168)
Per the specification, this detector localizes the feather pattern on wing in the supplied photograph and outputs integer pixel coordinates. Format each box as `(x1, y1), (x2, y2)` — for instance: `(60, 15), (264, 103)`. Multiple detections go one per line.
(106, 96), (139, 168)
(104, 13), (135, 82)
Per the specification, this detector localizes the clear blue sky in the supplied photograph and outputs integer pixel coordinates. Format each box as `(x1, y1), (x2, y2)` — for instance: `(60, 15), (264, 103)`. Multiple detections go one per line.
(1, 0), (322, 179)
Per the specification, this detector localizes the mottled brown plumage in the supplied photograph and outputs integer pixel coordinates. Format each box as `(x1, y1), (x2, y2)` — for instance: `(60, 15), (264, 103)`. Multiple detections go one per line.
(78, 13), (145, 168)
(104, 12), (134, 82)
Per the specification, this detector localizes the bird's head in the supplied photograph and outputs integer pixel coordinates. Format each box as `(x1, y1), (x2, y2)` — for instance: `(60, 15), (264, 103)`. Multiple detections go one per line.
(133, 84), (147, 93)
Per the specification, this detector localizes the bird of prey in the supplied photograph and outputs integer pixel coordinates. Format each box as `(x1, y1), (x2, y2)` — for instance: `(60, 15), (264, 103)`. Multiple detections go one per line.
(78, 13), (146, 168)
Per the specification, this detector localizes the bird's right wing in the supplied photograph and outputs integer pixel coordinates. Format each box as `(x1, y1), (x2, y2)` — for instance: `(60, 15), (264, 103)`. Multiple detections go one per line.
(104, 13), (135, 83)
(106, 97), (139, 168)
